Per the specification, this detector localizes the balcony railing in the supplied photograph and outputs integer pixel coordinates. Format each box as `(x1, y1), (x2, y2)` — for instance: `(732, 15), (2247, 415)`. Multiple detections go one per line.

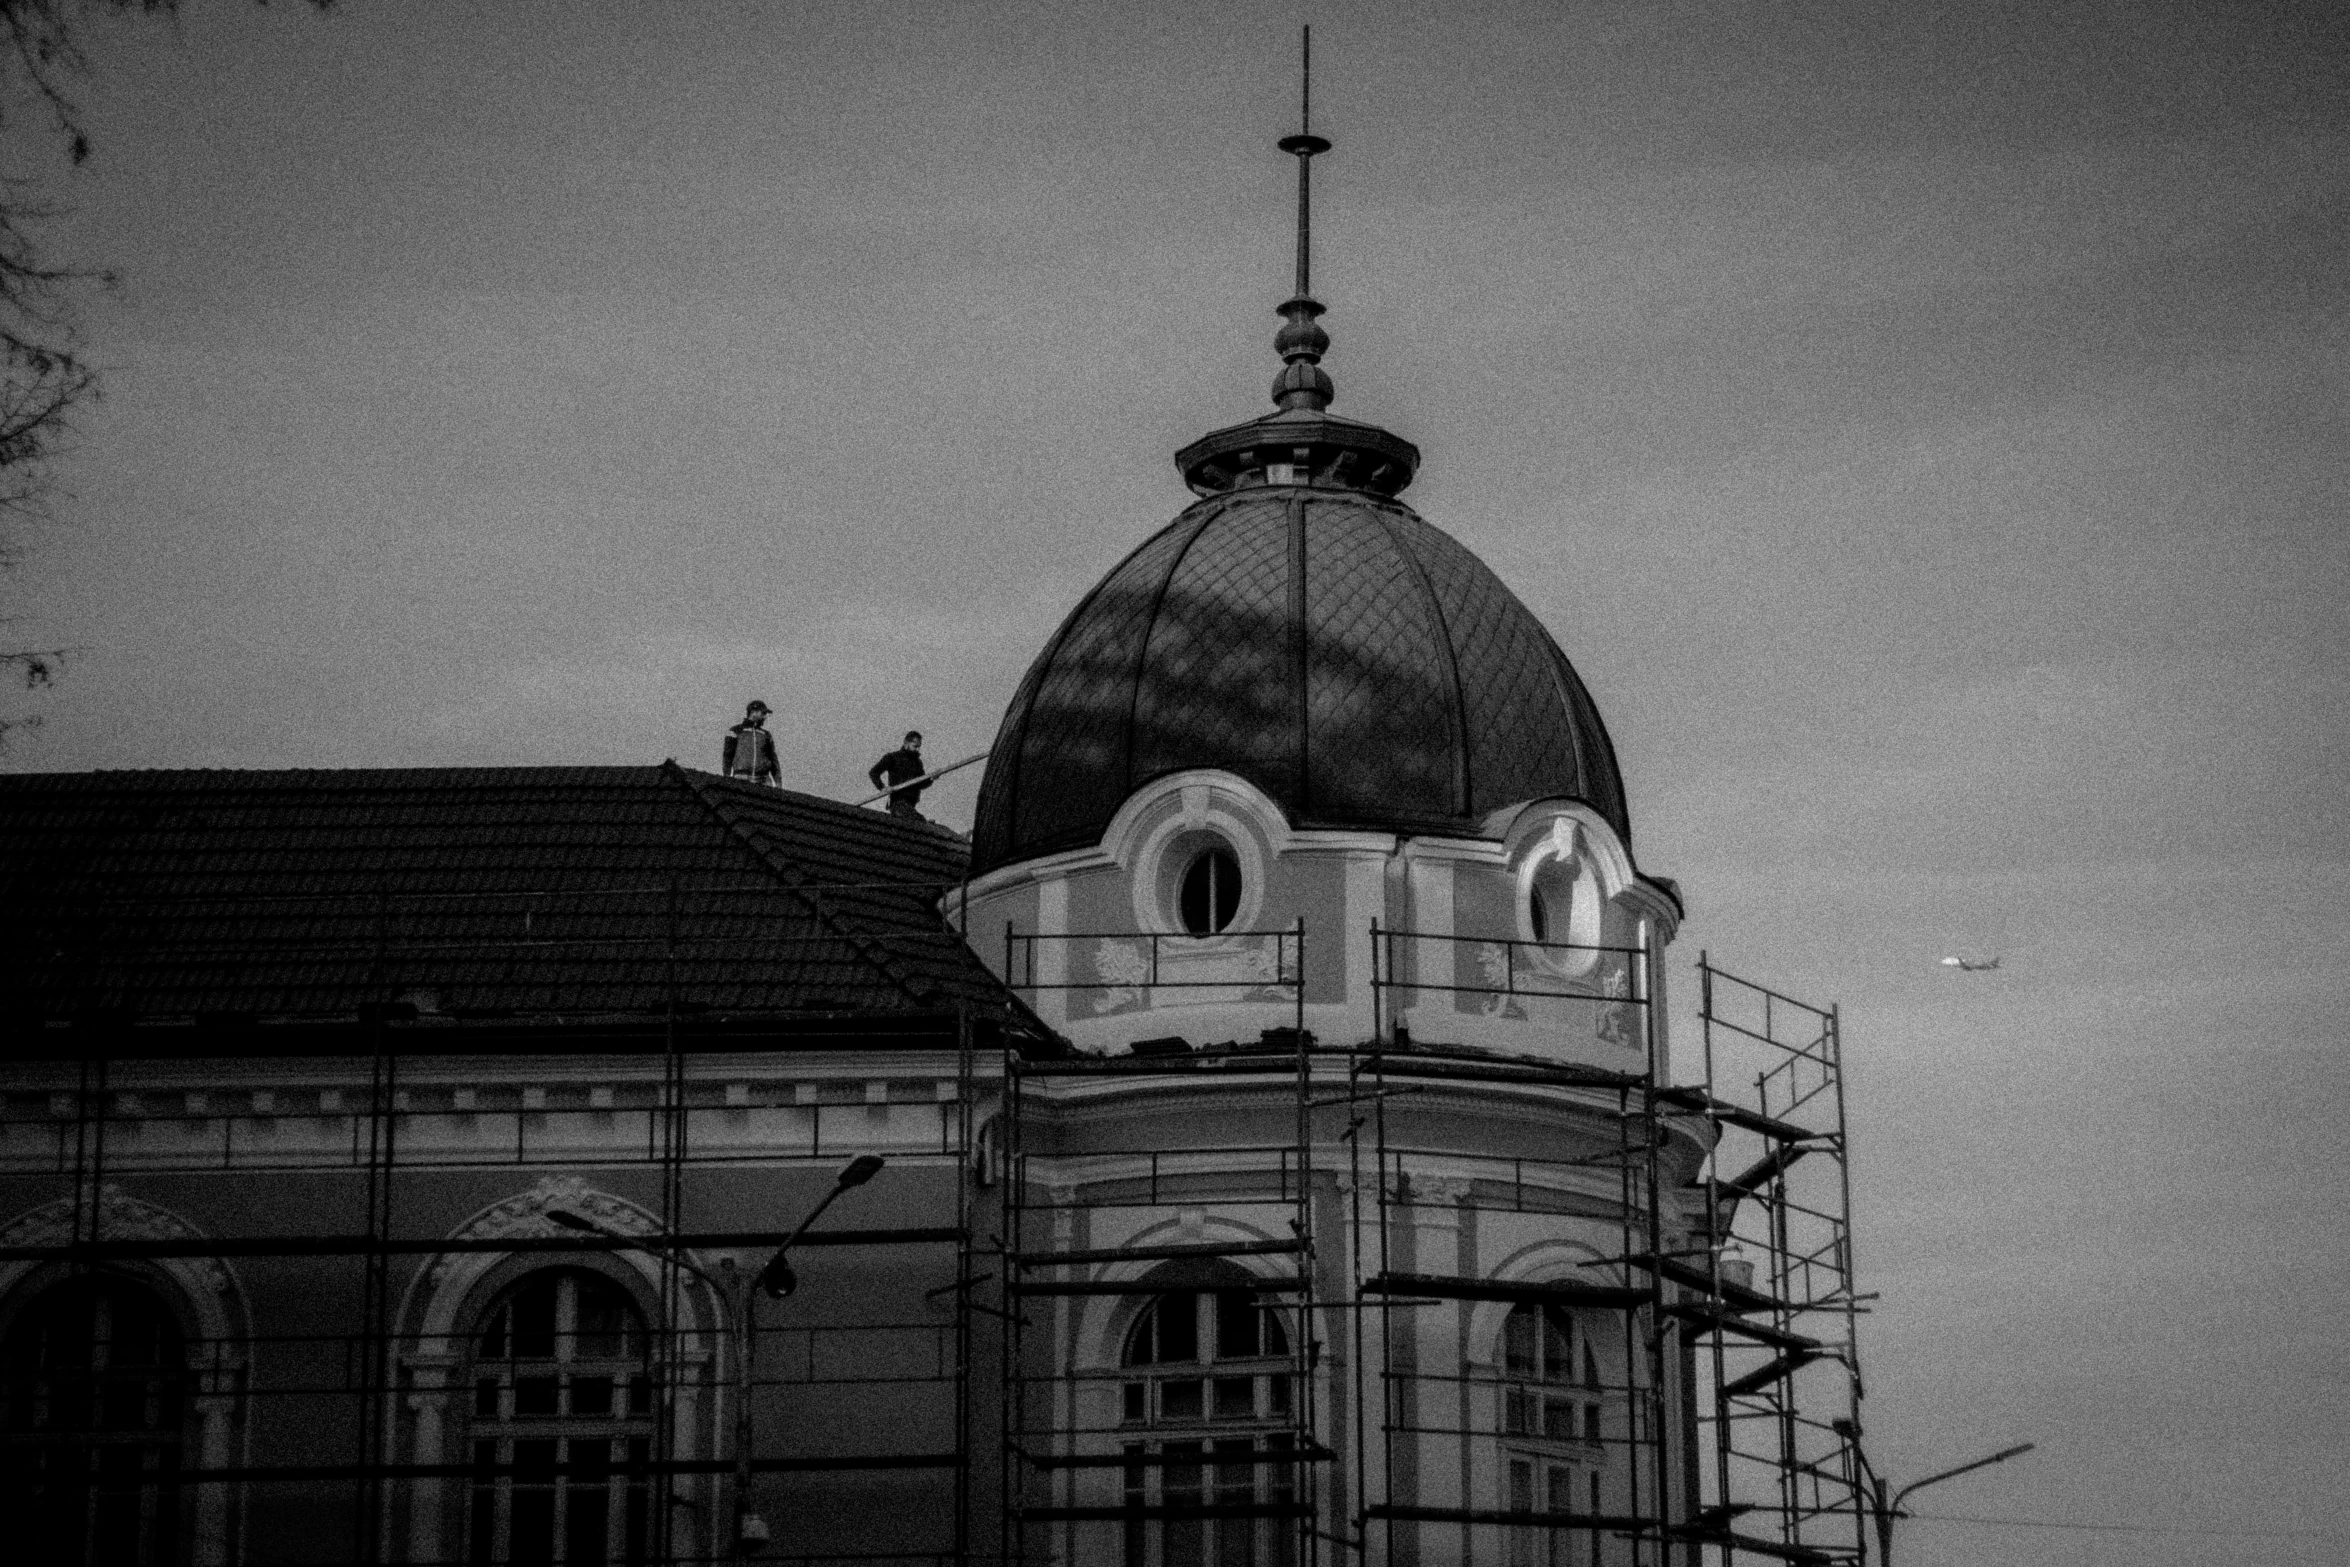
(1003, 922), (1305, 995)
(1367, 923), (1651, 1054)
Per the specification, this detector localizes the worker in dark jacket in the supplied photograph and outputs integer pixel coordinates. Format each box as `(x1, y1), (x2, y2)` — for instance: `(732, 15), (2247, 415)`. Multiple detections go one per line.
(868, 730), (927, 818)
(723, 701), (780, 786)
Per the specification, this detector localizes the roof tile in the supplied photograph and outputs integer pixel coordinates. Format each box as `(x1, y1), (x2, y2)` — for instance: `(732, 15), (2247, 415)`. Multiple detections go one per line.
(0, 764), (1027, 1030)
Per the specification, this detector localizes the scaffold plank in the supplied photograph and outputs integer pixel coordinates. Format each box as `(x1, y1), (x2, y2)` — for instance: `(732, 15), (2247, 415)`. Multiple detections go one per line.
(1655, 1086), (1819, 1144)
(1721, 1144), (1810, 1195)
(1622, 1252), (1784, 1314)
(1013, 1237), (1306, 1267)
(1017, 1503), (1314, 1521)
(1664, 1302), (1821, 1352)
(1366, 1504), (1658, 1532)
(166, 1453), (961, 1483)
(1343, 1050), (1643, 1092)
(0, 1225), (964, 1263)
(1668, 1525), (1839, 1565)
(1720, 1349), (1822, 1398)
(1012, 1444), (1333, 1470)
(1362, 1271), (1650, 1309)
(1012, 1274), (1306, 1296)
(1009, 1054), (1301, 1078)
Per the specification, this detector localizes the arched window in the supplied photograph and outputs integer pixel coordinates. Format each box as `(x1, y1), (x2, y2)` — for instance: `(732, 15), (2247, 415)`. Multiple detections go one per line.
(1501, 1303), (1602, 1444)
(466, 1267), (656, 1566)
(1499, 1303), (1606, 1567)
(1117, 1286), (1296, 1567)
(1178, 845), (1242, 936)
(0, 1277), (187, 1566)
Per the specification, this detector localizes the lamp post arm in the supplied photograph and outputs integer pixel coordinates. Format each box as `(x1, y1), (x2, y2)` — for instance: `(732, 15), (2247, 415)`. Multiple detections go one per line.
(1891, 1444), (2036, 1515)
(775, 1182), (850, 1254)
(551, 1215), (726, 1295)
(755, 1159), (884, 1301)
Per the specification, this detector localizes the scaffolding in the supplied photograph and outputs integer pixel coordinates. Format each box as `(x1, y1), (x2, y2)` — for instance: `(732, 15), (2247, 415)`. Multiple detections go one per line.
(3, 881), (1870, 1567)
(997, 920), (1322, 1567)
(1672, 958), (1865, 1567)
(1359, 921), (1680, 1565)
(0, 878), (1019, 1567)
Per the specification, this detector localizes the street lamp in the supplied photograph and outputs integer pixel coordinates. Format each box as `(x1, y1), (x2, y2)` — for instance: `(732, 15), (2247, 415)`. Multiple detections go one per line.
(1833, 1418), (2035, 1567)
(756, 1153), (885, 1300)
(548, 1153), (887, 1559)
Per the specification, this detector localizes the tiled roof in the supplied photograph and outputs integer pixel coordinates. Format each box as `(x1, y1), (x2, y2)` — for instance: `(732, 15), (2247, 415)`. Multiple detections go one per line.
(971, 488), (1630, 874)
(0, 764), (1033, 1031)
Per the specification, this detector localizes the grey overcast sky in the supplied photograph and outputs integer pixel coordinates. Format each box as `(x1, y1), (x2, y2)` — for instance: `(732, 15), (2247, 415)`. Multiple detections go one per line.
(7, 2), (2347, 1560)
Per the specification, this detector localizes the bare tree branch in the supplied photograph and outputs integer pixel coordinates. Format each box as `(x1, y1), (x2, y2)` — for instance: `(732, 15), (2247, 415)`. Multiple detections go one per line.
(0, 3), (328, 741)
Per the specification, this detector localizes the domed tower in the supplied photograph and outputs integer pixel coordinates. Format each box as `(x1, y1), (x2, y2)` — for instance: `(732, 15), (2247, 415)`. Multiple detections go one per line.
(962, 137), (1678, 1063)
(969, 51), (1712, 1567)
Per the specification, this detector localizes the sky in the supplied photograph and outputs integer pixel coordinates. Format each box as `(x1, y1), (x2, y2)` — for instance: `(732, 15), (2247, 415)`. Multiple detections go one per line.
(6, 1), (2347, 1560)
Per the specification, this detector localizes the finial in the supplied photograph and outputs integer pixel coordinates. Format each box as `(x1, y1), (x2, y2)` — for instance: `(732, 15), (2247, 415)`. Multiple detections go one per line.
(1175, 25), (1421, 497)
(1272, 25), (1333, 414)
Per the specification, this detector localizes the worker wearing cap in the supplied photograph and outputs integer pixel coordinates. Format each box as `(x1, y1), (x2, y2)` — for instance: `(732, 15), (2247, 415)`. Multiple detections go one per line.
(868, 731), (927, 818)
(723, 701), (781, 786)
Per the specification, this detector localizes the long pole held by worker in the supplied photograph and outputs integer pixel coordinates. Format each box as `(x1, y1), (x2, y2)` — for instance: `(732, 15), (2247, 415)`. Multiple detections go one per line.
(853, 750), (988, 808)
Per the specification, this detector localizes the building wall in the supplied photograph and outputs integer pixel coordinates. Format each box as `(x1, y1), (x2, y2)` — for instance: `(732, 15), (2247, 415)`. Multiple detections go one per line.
(959, 769), (1679, 1073)
(0, 1043), (982, 1566)
(1007, 1067), (1708, 1567)
(2, 756), (1705, 1566)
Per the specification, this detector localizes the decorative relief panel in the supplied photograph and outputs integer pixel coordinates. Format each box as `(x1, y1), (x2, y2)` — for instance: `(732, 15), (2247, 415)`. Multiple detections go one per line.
(426, 1174), (661, 1290)
(0, 1183), (233, 1297)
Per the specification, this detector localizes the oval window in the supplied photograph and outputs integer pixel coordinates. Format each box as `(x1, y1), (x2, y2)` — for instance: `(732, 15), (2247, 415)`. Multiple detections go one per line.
(1179, 845), (1242, 935)
(1526, 852), (1601, 978)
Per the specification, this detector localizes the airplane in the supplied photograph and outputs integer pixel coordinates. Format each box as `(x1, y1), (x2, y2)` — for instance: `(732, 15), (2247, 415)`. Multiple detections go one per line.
(1940, 955), (2001, 972)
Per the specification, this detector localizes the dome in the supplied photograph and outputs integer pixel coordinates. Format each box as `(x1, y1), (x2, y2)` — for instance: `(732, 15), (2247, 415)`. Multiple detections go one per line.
(971, 110), (1629, 878)
(970, 484), (1628, 875)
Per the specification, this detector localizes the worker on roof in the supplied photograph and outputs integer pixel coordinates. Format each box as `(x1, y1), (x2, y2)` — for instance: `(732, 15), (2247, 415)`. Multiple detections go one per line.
(723, 701), (781, 786)
(868, 730), (927, 819)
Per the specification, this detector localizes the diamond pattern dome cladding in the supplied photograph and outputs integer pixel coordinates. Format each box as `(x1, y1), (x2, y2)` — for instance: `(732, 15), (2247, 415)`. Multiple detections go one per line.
(971, 487), (1628, 874)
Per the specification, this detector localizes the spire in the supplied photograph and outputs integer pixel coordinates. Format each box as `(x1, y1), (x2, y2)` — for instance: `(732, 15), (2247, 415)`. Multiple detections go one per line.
(1272, 26), (1333, 414)
(1173, 27), (1421, 497)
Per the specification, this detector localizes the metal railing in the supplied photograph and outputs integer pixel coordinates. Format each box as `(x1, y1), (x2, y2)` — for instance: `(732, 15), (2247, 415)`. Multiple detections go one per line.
(1003, 921), (1304, 995)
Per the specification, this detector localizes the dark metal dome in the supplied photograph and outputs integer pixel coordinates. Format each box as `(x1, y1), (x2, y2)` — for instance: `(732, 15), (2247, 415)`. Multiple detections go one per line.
(970, 486), (1628, 875)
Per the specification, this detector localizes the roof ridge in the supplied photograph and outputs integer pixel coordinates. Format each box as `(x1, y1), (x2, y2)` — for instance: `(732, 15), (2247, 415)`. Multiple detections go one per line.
(666, 762), (947, 1009)
(0, 765), (670, 785)
(1121, 495), (1232, 803)
(692, 770), (971, 880)
(1366, 503), (1472, 815)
